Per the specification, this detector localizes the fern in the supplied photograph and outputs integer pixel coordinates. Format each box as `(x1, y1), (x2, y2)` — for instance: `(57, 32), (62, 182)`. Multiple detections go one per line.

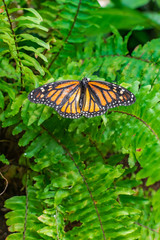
(1, 0), (160, 239)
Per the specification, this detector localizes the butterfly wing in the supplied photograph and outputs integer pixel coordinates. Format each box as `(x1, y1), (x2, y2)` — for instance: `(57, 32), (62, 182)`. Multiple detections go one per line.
(28, 80), (82, 118)
(82, 80), (136, 118)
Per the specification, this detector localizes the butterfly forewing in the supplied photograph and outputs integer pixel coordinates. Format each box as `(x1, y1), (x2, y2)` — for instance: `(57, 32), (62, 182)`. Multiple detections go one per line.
(81, 80), (136, 118)
(28, 80), (82, 118)
(91, 81), (135, 106)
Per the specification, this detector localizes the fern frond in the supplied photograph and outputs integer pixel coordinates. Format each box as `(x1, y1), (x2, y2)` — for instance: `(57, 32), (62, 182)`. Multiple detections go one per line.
(1, 1), (160, 239)
(5, 187), (44, 240)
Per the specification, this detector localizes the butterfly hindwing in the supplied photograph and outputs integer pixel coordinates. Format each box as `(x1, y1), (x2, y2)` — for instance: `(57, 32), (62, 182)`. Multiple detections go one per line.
(81, 85), (106, 118)
(28, 80), (82, 118)
(57, 84), (82, 118)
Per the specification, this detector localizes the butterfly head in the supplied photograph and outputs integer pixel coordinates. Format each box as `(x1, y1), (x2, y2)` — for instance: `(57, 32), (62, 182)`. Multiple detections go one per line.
(82, 77), (90, 86)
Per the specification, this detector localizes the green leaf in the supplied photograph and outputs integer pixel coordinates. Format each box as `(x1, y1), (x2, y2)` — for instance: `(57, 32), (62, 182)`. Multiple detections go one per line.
(9, 8), (43, 22)
(6, 93), (27, 118)
(19, 46), (48, 62)
(87, 8), (157, 35)
(19, 52), (45, 75)
(121, 0), (150, 9)
(2, 114), (21, 127)
(0, 82), (15, 100)
(37, 106), (53, 126)
(0, 91), (4, 109)
(23, 8), (43, 21)
(17, 23), (48, 32)
(0, 154), (9, 165)
(19, 128), (39, 147)
(19, 34), (49, 49)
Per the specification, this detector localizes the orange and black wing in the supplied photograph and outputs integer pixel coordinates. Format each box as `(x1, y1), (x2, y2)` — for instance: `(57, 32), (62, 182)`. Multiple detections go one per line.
(82, 80), (136, 118)
(28, 80), (82, 118)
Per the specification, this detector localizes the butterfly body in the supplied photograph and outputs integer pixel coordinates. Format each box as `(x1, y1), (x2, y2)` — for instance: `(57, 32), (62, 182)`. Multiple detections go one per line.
(28, 77), (136, 119)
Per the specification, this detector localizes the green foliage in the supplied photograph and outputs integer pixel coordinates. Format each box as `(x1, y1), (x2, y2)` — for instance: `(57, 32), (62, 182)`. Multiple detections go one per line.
(0, 154), (9, 164)
(1, 0), (160, 239)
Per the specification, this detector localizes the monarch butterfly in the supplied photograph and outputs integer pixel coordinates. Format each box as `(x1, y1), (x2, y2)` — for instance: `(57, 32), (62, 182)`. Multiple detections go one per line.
(28, 77), (136, 119)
